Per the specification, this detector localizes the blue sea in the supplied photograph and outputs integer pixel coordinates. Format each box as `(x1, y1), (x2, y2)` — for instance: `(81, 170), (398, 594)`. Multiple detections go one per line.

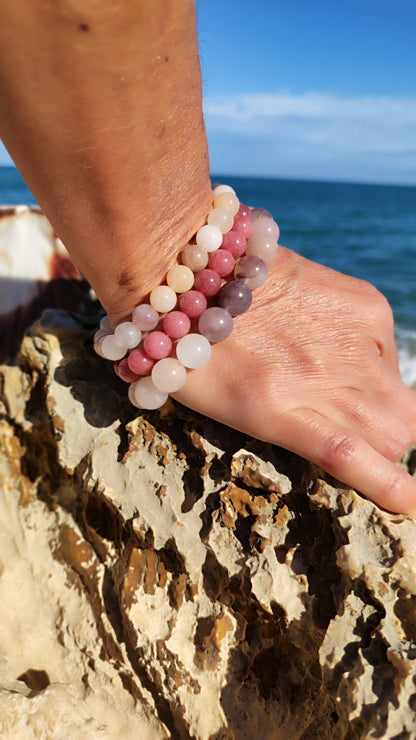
(1, 166), (416, 384)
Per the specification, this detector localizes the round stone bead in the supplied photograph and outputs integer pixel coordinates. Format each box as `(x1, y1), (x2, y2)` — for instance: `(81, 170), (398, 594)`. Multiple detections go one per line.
(181, 243), (209, 272)
(132, 303), (160, 331)
(162, 311), (191, 339)
(193, 269), (222, 297)
(208, 248), (235, 277)
(221, 230), (247, 259)
(213, 192), (240, 216)
(234, 255), (268, 289)
(179, 290), (207, 318)
(212, 184), (236, 198)
(99, 314), (112, 332)
(233, 203), (254, 239)
(196, 224), (223, 253)
(166, 264), (194, 293)
(176, 333), (212, 369)
(251, 211), (280, 240)
(100, 334), (127, 361)
(151, 358), (187, 393)
(207, 207), (234, 235)
(198, 307), (233, 342)
(128, 348), (155, 376)
(143, 331), (172, 360)
(149, 285), (177, 313)
(115, 357), (141, 383)
(245, 234), (279, 265)
(217, 281), (252, 316)
(114, 321), (142, 349)
(131, 377), (168, 410)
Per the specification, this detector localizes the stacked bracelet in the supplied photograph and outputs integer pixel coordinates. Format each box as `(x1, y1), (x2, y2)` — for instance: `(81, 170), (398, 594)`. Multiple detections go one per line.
(94, 184), (280, 410)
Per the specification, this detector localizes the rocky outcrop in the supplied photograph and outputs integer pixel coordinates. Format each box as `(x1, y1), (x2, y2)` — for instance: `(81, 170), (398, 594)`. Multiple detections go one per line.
(1, 309), (416, 739)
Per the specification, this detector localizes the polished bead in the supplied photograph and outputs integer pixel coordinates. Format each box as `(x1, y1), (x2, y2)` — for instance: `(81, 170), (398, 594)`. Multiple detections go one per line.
(233, 203), (253, 239)
(143, 331), (172, 360)
(162, 311), (191, 339)
(181, 243), (209, 272)
(221, 230), (247, 259)
(94, 328), (108, 344)
(128, 348), (155, 375)
(217, 281), (252, 315)
(234, 255), (268, 289)
(132, 303), (160, 331)
(196, 224), (223, 253)
(149, 285), (177, 313)
(131, 377), (168, 410)
(245, 234), (279, 264)
(114, 321), (142, 349)
(193, 269), (222, 297)
(99, 314), (112, 332)
(208, 248), (235, 277)
(213, 192), (240, 216)
(151, 358), (187, 393)
(198, 307), (233, 342)
(176, 333), (212, 369)
(212, 184), (236, 198)
(128, 382), (143, 408)
(166, 264), (194, 293)
(251, 211), (280, 240)
(207, 207), (234, 234)
(179, 290), (207, 318)
(100, 334), (127, 361)
(115, 357), (141, 383)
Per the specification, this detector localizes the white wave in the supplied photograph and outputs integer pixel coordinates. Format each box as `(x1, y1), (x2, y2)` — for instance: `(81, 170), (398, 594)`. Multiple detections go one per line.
(396, 326), (416, 387)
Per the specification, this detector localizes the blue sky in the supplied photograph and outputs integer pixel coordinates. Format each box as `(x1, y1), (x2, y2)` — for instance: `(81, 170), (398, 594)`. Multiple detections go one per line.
(198, 0), (416, 184)
(1, 0), (415, 185)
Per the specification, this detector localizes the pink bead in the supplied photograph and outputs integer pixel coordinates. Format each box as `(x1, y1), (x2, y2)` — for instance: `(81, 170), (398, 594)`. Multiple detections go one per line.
(193, 269), (222, 297)
(162, 310), (191, 339)
(208, 248), (235, 277)
(221, 230), (247, 259)
(143, 331), (172, 360)
(233, 203), (253, 239)
(115, 357), (142, 383)
(179, 290), (208, 318)
(127, 348), (155, 375)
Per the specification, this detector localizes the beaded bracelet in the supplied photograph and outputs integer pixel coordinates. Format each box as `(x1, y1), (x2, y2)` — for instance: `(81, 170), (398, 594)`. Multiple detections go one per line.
(94, 184), (280, 410)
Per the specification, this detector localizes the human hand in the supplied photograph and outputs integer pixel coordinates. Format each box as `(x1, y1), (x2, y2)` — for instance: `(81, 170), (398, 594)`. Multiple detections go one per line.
(173, 246), (416, 515)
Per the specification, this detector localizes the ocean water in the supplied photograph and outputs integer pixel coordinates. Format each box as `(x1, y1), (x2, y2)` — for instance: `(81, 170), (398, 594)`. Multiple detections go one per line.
(1, 166), (416, 383)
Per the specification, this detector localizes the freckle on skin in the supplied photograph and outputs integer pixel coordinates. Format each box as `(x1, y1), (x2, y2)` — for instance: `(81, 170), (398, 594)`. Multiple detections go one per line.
(118, 270), (134, 289)
(164, 56), (169, 63)
(78, 23), (90, 32)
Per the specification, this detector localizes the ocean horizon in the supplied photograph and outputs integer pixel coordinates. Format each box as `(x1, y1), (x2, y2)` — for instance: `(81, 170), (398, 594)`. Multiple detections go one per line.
(1, 165), (415, 384)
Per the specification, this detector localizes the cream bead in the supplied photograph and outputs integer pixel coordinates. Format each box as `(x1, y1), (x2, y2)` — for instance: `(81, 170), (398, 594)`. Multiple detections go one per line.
(166, 264), (194, 293)
(149, 285), (177, 313)
(131, 377), (168, 410)
(212, 184), (236, 198)
(207, 207), (234, 234)
(213, 191), (240, 216)
(151, 358), (187, 393)
(176, 333), (212, 369)
(181, 243), (209, 272)
(196, 224), (223, 253)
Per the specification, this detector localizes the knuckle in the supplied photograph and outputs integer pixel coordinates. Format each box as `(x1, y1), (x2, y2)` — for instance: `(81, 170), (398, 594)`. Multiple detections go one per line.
(317, 433), (357, 473)
(365, 285), (394, 326)
(380, 468), (406, 504)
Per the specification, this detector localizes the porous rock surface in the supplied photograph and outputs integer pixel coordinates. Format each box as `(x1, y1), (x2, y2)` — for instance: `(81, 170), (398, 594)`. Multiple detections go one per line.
(1, 310), (416, 739)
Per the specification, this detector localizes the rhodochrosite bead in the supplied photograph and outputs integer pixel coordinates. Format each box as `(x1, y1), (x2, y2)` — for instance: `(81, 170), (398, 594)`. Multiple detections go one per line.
(114, 321), (142, 349)
(221, 230), (247, 259)
(162, 311), (191, 339)
(115, 357), (141, 383)
(128, 348), (155, 375)
(143, 331), (172, 360)
(208, 248), (235, 277)
(198, 307), (233, 342)
(131, 377), (168, 410)
(179, 290), (207, 318)
(234, 255), (268, 289)
(132, 303), (160, 331)
(193, 269), (222, 297)
(218, 281), (252, 315)
(233, 204), (253, 239)
(176, 334), (212, 369)
(151, 358), (187, 393)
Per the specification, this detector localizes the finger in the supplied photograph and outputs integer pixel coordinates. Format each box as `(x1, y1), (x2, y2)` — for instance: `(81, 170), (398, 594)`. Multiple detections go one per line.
(279, 407), (416, 515)
(368, 368), (416, 441)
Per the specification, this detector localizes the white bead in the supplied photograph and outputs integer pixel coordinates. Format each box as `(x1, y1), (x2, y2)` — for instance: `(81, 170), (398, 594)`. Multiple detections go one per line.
(149, 285), (177, 313)
(100, 334), (127, 361)
(132, 303), (160, 331)
(212, 184), (236, 198)
(151, 358), (187, 392)
(99, 314), (112, 332)
(131, 377), (169, 410)
(252, 216), (280, 241)
(207, 207), (234, 234)
(176, 333), (212, 369)
(128, 383), (143, 408)
(196, 224), (223, 253)
(94, 328), (108, 343)
(114, 321), (142, 349)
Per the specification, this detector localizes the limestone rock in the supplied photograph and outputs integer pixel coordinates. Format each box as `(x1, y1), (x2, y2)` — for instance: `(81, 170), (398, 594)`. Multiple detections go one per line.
(1, 309), (416, 739)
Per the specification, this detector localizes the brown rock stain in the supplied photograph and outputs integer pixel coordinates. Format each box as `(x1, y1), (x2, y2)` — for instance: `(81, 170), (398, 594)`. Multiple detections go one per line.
(220, 484), (260, 529)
